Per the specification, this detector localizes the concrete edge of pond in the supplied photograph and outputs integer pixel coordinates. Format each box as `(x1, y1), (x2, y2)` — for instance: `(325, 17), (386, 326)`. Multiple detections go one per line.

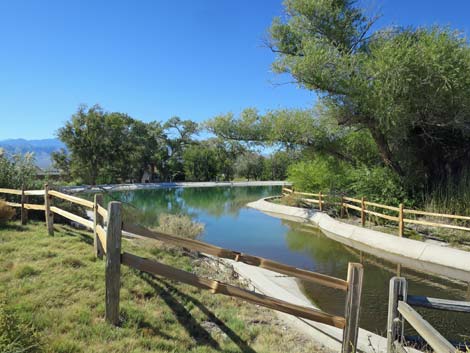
(247, 197), (470, 283)
(61, 181), (291, 194)
(215, 257), (420, 353)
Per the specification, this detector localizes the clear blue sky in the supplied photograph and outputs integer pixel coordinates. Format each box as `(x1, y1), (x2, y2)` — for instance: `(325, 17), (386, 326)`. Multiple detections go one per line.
(1, 0), (469, 140)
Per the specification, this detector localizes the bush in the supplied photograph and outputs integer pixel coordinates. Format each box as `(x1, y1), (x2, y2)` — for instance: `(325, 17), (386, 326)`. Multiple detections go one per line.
(287, 157), (349, 193)
(0, 200), (15, 224)
(155, 213), (204, 239)
(0, 152), (39, 190)
(348, 166), (410, 206)
(288, 157), (409, 206)
(0, 298), (42, 352)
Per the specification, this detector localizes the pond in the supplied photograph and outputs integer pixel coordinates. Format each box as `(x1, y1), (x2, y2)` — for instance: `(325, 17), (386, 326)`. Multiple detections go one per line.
(100, 186), (470, 341)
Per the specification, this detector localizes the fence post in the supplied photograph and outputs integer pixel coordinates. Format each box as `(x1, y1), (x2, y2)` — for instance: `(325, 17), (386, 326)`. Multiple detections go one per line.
(93, 194), (104, 259)
(398, 203), (404, 237)
(21, 185), (28, 225)
(44, 184), (54, 236)
(361, 197), (366, 226)
(319, 191), (323, 211)
(105, 201), (122, 325)
(387, 277), (407, 353)
(342, 262), (364, 353)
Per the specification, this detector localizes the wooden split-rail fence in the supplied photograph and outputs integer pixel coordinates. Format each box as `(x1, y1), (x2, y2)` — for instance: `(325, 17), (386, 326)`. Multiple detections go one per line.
(1, 185), (364, 353)
(387, 277), (470, 353)
(282, 187), (470, 237)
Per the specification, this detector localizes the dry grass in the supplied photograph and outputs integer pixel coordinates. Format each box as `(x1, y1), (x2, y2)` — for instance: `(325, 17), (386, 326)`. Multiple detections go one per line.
(0, 200), (15, 224)
(155, 213), (205, 239)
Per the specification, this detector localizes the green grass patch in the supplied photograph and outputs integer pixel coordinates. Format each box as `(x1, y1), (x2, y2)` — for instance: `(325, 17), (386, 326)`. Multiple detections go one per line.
(0, 222), (325, 353)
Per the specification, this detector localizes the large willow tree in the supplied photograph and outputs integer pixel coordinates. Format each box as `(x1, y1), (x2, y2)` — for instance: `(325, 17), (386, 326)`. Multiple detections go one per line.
(210, 0), (470, 192)
(270, 0), (470, 187)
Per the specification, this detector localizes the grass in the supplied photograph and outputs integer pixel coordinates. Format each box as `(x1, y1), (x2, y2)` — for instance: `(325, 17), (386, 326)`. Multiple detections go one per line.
(0, 221), (327, 353)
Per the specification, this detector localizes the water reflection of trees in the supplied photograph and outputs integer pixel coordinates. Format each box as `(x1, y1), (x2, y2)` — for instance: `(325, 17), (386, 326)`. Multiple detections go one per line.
(283, 221), (350, 274)
(106, 186), (281, 226)
(181, 186), (279, 218)
(283, 221), (470, 339)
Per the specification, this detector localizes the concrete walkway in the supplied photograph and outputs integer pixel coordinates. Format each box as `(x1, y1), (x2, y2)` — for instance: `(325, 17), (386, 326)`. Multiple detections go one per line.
(248, 197), (470, 283)
(221, 258), (409, 353)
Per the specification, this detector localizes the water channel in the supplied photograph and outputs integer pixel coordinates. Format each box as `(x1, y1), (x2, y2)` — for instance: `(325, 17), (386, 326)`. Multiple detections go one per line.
(96, 185), (470, 341)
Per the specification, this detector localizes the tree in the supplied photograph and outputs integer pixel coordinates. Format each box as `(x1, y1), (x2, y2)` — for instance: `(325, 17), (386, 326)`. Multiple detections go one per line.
(163, 116), (199, 181)
(56, 105), (168, 184)
(268, 0), (470, 189)
(207, 107), (380, 167)
(262, 151), (295, 180)
(183, 142), (218, 181)
(234, 152), (265, 181)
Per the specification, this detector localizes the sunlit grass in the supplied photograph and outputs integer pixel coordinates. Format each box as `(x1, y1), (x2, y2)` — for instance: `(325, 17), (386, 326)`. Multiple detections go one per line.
(0, 222), (326, 353)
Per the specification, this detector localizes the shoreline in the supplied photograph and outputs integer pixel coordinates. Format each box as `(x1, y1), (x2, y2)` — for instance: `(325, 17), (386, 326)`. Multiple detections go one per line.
(248, 197), (470, 283)
(61, 181), (291, 194)
(213, 255), (417, 353)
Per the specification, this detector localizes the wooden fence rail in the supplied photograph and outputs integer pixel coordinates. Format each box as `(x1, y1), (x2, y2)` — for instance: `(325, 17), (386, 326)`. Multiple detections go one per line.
(122, 222), (349, 291)
(121, 251), (346, 328)
(282, 186), (470, 236)
(387, 277), (467, 353)
(0, 185), (365, 353)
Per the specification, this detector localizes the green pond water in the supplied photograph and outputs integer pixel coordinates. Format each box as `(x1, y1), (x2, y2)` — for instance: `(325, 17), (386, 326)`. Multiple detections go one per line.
(99, 186), (470, 341)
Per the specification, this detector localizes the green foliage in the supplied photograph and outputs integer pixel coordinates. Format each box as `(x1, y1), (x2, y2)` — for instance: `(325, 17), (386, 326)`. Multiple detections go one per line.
(262, 151), (293, 181)
(287, 157), (349, 193)
(234, 152), (265, 181)
(0, 152), (38, 190)
(269, 0), (470, 189)
(288, 156), (408, 205)
(183, 143), (219, 182)
(208, 107), (380, 168)
(55, 105), (168, 185)
(0, 298), (42, 353)
(0, 201), (15, 224)
(348, 166), (408, 206)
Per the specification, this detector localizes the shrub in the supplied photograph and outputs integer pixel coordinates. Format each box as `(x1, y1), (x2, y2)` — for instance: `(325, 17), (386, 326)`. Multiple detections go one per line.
(0, 152), (39, 190)
(287, 157), (350, 193)
(155, 213), (204, 239)
(0, 200), (15, 224)
(348, 166), (410, 206)
(288, 157), (410, 206)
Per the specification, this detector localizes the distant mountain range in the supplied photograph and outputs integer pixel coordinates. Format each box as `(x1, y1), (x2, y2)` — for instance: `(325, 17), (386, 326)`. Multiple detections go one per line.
(0, 138), (66, 168)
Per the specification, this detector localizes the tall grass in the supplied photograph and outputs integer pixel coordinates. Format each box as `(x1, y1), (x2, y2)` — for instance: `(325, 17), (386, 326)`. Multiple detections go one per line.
(155, 213), (205, 239)
(423, 169), (470, 215)
(0, 298), (42, 353)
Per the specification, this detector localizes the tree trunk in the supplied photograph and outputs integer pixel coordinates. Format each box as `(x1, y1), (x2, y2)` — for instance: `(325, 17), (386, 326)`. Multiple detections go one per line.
(369, 127), (404, 177)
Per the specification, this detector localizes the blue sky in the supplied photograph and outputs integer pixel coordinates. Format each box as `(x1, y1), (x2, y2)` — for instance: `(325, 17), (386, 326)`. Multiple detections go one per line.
(1, 0), (469, 140)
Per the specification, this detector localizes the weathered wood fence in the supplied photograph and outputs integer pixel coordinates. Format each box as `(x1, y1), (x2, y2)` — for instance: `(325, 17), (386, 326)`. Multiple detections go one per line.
(387, 277), (470, 353)
(1, 186), (364, 353)
(282, 187), (470, 237)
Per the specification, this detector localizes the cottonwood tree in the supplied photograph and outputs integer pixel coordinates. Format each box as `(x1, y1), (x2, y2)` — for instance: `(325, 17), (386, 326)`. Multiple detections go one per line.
(268, 0), (470, 188)
(55, 105), (168, 184)
(209, 0), (470, 192)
